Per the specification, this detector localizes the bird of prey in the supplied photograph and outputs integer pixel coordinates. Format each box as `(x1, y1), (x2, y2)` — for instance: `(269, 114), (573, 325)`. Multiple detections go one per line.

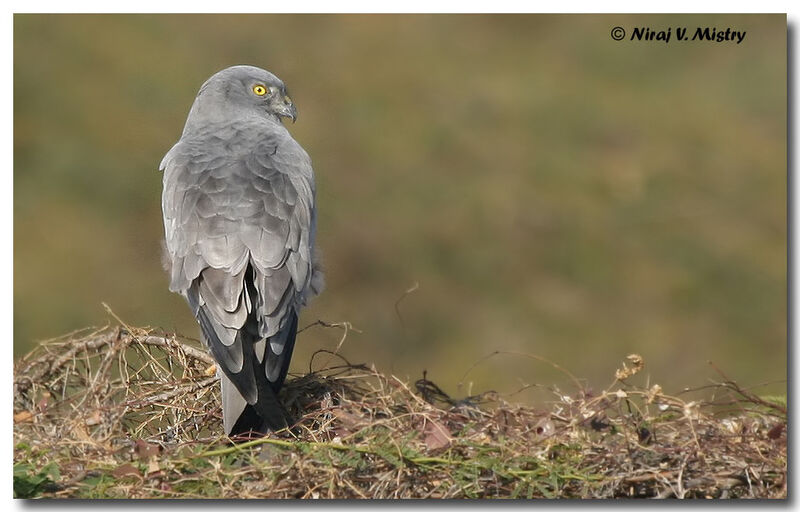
(160, 65), (323, 436)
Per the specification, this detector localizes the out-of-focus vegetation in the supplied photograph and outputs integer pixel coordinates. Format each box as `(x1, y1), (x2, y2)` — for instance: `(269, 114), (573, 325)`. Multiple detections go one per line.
(14, 14), (786, 399)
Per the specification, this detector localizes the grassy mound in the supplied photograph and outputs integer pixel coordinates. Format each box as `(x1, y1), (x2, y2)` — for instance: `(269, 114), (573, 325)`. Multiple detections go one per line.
(13, 325), (786, 499)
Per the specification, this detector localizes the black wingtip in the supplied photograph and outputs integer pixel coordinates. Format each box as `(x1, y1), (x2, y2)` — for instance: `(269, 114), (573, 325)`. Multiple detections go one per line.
(227, 403), (294, 440)
(228, 404), (265, 438)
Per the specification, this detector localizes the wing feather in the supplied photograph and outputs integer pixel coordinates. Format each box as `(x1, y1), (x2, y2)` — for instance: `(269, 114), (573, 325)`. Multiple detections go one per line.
(161, 122), (319, 433)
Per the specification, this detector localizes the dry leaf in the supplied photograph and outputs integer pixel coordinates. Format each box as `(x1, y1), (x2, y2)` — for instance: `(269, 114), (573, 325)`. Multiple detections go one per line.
(112, 463), (141, 479)
(767, 424), (785, 440)
(423, 419), (451, 451)
(14, 411), (33, 423)
(134, 439), (161, 460)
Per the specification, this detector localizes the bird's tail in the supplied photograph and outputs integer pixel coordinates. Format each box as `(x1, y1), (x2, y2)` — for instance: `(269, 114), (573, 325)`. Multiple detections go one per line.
(251, 311), (298, 433)
(221, 371), (289, 437)
(195, 305), (293, 437)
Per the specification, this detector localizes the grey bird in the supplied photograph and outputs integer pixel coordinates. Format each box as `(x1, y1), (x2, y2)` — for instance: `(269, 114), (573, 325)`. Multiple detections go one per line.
(160, 65), (323, 436)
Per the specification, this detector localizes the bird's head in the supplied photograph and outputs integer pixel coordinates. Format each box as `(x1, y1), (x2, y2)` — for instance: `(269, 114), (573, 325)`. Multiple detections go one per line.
(183, 65), (297, 133)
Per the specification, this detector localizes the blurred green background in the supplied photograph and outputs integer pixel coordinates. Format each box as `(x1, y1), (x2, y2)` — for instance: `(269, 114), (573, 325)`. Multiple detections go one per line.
(14, 14), (786, 399)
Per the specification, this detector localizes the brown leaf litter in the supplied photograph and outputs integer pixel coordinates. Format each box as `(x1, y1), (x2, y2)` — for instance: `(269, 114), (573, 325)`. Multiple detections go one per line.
(13, 326), (786, 499)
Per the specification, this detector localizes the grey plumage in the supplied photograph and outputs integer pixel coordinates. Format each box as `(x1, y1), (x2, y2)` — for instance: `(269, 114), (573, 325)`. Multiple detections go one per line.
(160, 65), (323, 436)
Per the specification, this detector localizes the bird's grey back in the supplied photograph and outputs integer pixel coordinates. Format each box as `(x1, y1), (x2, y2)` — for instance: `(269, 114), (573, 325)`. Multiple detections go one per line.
(161, 118), (317, 331)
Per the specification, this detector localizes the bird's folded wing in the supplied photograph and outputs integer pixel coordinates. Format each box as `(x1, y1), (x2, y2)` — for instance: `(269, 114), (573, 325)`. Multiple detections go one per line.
(161, 133), (316, 390)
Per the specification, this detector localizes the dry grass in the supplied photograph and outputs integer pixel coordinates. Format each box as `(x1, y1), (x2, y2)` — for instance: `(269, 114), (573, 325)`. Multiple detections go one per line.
(13, 324), (786, 499)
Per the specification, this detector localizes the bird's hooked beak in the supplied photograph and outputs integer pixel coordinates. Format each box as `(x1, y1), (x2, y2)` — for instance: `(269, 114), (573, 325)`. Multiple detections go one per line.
(276, 96), (297, 123)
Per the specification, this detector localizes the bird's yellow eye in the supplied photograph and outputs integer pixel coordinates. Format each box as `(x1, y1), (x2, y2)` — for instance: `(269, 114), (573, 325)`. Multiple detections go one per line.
(252, 85), (268, 96)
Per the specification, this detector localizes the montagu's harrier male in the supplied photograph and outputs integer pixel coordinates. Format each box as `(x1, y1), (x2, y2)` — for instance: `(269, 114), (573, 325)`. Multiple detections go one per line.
(160, 65), (323, 436)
